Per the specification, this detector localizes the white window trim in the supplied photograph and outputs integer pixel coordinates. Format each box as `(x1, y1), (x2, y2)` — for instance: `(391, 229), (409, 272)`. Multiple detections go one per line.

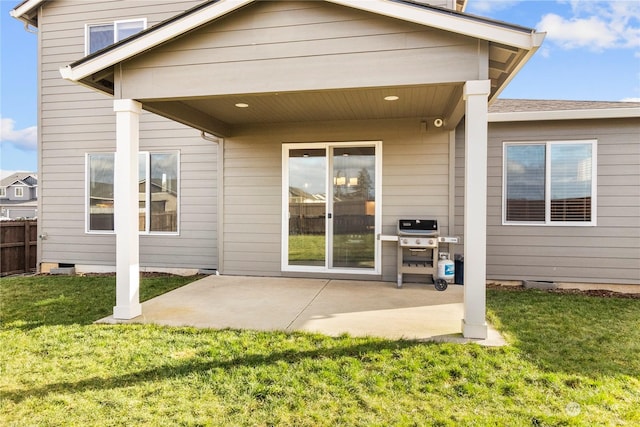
(85, 18), (147, 56)
(502, 139), (597, 227)
(85, 151), (180, 235)
(139, 151), (181, 236)
(15, 187), (24, 197)
(0, 187), (6, 197)
(85, 152), (114, 234)
(281, 141), (382, 275)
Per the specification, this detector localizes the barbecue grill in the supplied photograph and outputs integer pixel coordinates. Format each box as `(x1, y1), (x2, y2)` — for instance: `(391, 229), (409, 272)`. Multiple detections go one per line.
(396, 219), (450, 290)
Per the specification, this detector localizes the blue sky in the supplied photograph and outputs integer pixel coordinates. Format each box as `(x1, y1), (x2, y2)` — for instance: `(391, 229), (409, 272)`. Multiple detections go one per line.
(1, 0), (639, 176)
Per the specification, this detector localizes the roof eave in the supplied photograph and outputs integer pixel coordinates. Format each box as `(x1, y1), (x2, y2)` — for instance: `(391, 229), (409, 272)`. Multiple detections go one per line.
(329, 0), (541, 49)
(489, 32), (546, 103)
(10, 0), (45, 27)
(60, 0), (254, 85)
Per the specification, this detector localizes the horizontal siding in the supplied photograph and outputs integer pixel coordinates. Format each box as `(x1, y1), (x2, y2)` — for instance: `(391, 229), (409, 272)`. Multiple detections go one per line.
(455, 118), (640, 285)
(222, 118), (451, 280)
(121, 1), (479, 99)
(39, 0), (217, 270)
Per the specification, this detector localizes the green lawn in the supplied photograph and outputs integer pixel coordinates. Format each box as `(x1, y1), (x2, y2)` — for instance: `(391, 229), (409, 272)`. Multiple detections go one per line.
(1, 276), (638, 426)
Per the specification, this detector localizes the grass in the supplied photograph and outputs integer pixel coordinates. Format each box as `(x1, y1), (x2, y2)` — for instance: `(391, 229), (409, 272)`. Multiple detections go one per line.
(1, 274), (200, 330)
(288, 234), (375, 267)
(1, 276), (639, 426)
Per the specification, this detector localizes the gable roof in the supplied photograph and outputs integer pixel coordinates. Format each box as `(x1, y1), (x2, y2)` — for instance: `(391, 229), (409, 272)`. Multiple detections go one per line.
(0, 173), (38, 187)
(56, 0), (543, 99)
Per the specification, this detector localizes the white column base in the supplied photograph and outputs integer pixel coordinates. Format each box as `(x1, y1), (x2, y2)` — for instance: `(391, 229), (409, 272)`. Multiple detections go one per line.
(113, 303), (142, 320)
(462, 319), (488, 339)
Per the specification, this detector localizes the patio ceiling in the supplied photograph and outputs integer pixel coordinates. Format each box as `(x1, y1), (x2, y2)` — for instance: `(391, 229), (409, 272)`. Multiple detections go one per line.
(142, 83), (464, 135)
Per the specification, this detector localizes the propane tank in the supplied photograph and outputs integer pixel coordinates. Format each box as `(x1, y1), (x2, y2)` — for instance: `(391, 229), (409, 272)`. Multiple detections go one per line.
(437, 252), (455, 283)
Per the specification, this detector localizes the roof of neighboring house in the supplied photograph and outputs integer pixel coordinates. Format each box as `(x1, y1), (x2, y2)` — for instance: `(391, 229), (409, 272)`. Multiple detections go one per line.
(0, 173), (38, 188)
(489, 99), (640, 122)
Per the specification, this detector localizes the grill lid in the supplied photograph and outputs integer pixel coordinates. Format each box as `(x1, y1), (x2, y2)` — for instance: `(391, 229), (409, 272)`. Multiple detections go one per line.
(397, 219), (438, 236)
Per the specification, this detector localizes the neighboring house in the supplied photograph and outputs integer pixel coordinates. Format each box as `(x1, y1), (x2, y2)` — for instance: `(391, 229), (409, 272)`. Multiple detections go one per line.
(11, 0), (639, 338)
(0, 173), (38, 219)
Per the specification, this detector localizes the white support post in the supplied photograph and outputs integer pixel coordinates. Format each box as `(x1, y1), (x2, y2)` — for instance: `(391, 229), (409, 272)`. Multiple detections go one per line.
(462, 80), (490, 339)
(113, 99), (142, 319)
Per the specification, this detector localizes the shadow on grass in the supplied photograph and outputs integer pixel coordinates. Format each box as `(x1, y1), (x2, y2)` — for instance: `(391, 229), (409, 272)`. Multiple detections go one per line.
(487, 288), (640, 379)
(1, 275), (202, 331)
(1, 334), (425, 403)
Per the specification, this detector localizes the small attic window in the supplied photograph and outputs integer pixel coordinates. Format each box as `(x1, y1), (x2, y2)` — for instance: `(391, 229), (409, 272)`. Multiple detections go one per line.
(85, 19), (146, 55)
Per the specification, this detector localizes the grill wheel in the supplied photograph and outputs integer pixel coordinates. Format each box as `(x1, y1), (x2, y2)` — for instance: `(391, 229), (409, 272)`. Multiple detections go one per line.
(434, 279), (448, 291)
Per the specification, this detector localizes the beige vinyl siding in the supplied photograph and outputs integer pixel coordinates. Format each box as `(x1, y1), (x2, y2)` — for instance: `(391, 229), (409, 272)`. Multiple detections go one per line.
(120, 1), (480, 99)
(455, 118), (640, 285)
(222, 118), (451, 280)
(39, 0), (218, 270)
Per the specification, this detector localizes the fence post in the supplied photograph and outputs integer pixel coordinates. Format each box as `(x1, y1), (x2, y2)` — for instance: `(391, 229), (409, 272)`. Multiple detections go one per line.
(24, 221), (30, 273)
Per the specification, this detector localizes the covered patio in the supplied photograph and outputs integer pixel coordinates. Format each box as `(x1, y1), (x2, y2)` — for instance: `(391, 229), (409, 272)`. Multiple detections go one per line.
(98, 275), (505, 346)
(59, 0), (544, 340)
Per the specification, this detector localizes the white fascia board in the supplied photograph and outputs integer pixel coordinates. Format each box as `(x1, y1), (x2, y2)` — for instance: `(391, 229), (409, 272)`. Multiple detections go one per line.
(489, 107), (640, 122)
(9, 0), (45, 17)
(489, 34), (545, 102)
(326, 0), (542, 50)
(60, 0), (254, 82)
(9, 0), (45, 21)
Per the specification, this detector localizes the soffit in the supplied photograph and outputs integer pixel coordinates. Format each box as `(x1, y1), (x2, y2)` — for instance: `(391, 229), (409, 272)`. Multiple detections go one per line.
(156, 84), (462, 126)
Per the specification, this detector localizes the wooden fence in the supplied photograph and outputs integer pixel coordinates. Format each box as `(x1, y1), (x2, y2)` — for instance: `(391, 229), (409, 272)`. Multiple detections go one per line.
(1, 220), (37, 276)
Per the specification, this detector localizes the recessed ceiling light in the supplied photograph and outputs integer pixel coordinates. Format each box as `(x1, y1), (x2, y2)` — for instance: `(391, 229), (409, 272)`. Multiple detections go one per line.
(384, 95), (399, 101)
(235, 103), (249, 108)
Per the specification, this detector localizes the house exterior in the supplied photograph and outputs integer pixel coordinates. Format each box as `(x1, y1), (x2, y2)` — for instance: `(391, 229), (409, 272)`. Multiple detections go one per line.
(11, 0), (639, 338)
(0, 173), (38, 219)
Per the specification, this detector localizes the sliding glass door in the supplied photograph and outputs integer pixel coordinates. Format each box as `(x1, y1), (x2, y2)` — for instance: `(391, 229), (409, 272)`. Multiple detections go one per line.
(283, 142), (380, 273)
(287, 148), (327, 267)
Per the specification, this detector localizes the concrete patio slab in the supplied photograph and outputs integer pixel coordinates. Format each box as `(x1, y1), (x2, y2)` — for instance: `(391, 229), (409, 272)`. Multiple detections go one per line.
(97, 275), (506, 346)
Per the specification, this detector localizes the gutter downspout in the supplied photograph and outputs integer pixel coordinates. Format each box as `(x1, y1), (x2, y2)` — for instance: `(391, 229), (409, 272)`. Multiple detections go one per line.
(448, 129), (456, 239)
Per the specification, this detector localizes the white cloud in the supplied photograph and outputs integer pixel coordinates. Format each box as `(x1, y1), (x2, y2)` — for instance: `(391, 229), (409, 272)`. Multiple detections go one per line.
(620, 97), (640, 102)
(538, 1), (640, 52)
(0, 118), (37, 151)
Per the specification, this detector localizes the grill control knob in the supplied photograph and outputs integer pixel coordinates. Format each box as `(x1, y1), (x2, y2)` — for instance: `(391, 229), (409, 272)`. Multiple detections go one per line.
(429, 239), (434, 245)
(416, 239), (421, 245)
(402, 238), (408, 245)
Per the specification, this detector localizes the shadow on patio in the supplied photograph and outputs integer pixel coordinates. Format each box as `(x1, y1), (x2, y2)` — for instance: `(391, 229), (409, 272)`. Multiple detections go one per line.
(98, 275), (505, 346)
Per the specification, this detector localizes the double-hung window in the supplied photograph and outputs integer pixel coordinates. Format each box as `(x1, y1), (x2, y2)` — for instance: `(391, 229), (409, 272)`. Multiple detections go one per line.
(86, 18), (146, 55)
(0, 187), (6, 197)
(15, 187), (24, 198)
(503, 140), (597, 226)
(86, 151), (179, 233)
